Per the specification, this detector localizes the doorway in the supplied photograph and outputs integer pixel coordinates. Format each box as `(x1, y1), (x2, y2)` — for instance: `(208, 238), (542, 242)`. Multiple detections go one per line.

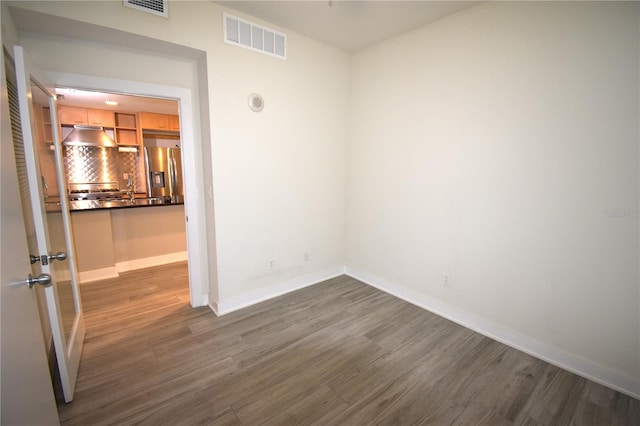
(45, 72), (208, 308)
(51, 87), (190, 296)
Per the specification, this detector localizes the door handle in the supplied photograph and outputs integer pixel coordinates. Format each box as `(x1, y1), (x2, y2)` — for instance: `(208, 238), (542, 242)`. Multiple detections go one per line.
(19, 273), (52, 288)
(27, 273), (52, 288)
(29, 252), (67, 265)
(48, 252), (67, 262)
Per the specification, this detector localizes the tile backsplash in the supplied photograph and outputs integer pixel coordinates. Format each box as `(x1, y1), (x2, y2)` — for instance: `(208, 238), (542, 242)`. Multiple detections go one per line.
(63, 146), (144, 193)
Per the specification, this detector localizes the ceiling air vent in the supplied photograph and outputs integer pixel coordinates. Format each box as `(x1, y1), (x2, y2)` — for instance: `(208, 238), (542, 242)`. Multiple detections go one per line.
(123, 0), (168, 18)
(223, 13), (286, 60)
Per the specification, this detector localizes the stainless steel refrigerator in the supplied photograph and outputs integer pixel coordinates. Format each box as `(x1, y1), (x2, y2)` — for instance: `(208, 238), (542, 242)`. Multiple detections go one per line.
(143, 146), (184, 203)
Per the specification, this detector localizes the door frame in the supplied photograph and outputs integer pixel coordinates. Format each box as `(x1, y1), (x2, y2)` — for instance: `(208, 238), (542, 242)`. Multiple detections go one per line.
(47, 71), (207, 307)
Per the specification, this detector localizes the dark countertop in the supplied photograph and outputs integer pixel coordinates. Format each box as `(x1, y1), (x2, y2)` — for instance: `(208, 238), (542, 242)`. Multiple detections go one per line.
(46, 198), (184, 212)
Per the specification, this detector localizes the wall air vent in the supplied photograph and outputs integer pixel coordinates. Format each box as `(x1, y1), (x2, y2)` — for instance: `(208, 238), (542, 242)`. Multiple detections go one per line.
(223, 13), (287, 60)
(123, 0), (168, 18)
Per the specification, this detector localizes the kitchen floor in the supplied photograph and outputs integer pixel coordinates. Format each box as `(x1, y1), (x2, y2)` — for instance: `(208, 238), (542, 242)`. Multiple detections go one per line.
(58, 262), (639, 425)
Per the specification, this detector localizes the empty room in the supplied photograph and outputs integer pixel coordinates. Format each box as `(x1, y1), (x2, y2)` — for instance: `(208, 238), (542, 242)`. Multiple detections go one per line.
(1, 1), (638, 425)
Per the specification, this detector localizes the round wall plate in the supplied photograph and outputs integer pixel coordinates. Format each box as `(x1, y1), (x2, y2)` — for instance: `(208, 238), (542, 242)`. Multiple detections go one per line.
(248, 93), (264, 112)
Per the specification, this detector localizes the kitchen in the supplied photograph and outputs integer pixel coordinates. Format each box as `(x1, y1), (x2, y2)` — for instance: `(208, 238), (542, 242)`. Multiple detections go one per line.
(36, 88), (188, 284)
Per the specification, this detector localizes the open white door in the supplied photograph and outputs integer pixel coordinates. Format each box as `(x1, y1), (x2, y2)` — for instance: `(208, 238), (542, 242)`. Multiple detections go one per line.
(1, 46), (60, 426)
(13, 45), (85, 402)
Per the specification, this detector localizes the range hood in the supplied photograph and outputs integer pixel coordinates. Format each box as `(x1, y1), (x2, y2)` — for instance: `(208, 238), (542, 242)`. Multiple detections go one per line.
(62, 125), (116, 147)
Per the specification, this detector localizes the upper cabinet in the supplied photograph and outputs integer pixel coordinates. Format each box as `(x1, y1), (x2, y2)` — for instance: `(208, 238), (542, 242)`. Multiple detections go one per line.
(87, 108), (115, 127)
(40, 106), (53, 144)
(57, 106), (140, 146)
(58, 106), (88, 126)
(58, 106), (115, 128)
(114, 113), (138, 146)
(139, 112), (180, 132)
(57, 106), (179, 146)
(168, 114), (180, 132)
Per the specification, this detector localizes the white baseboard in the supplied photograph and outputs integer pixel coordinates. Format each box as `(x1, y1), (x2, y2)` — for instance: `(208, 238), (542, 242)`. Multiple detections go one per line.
(210, 266), (346, 316)
(345, 266), (640, 400)
(78, 252), (188, 284)
(78, 267), (118, 284)
(192, 292), (208, 309)
(116, 251), (188, 273)
(208, 302), (220, 316)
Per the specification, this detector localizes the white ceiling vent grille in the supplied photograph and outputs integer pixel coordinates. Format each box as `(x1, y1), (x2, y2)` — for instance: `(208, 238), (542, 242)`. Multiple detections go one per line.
(123, 0), (168, 18)
(223, 13), (286, 60)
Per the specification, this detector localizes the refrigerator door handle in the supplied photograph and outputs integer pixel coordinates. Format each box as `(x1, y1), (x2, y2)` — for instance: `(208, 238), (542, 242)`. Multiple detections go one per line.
(170, 149), (178, 196)
(143, 146), (152, 198)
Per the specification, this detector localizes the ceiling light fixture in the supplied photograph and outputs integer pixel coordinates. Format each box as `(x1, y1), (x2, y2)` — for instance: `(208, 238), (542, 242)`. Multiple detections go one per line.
(105, 99), (118, 106)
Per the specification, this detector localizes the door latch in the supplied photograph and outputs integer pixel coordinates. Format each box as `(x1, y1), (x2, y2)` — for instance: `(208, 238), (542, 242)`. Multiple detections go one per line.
(30, 252), (67, 265)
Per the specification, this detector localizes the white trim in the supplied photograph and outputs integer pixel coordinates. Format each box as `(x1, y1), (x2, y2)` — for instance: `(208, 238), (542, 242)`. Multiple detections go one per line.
(208, 302), (220, 316)
(78, 267), (119, 284)
(116, 251), (188, 273)
(345, 266), (640, 400)
(46, 71), (207, 308)
(210, 267), (345, 316)
(77, 251), (188, 284)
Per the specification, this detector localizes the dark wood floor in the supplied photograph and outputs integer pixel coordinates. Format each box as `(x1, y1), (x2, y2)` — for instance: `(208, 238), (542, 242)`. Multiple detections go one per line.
(58, 262), (639, 425)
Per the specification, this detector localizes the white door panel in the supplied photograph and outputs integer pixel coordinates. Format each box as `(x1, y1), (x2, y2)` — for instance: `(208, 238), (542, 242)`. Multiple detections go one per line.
(13, 45), (85, 403)
(1, 47), (59, 425)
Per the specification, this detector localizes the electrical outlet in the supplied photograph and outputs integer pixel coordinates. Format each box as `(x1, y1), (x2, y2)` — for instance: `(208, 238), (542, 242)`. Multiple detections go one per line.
(303, 251), (310, 261)
(442, 273), (450, 287)
(268, 258), (275, 270)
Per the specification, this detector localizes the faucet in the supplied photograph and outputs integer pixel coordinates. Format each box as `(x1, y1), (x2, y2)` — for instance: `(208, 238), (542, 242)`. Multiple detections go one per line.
(126, 174), (135, 204)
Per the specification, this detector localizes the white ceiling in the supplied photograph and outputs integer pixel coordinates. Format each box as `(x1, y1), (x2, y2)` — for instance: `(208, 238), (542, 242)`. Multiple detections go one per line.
(217, 1), (482, 52)
(18, 1), (482, 111)
(54, 88), (179, 115)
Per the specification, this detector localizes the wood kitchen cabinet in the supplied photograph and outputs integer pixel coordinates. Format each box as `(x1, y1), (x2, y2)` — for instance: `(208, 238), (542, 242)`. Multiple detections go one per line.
(58, 106), (115, 128)
(57, 106), (139, 146)
(139, 111), (180, 132)
(41, 106), (53, 143)
(168, 114), (180, 131)
(139, 111), (169, 130)
(87, 108), (115, 127)
(114, 112), (139, 146)
(58, 106), (88, 125)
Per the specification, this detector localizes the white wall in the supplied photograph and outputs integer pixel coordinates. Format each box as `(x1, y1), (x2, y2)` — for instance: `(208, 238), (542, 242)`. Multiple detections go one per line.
(210, 34), (350, 303)
(6, 1), (350, 309)
(346, 1), (639, 395)
(18, 31), (198, 87)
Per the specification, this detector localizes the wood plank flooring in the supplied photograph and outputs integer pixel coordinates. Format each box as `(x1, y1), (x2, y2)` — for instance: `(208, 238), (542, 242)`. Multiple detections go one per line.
(58, 262), (639, 425)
